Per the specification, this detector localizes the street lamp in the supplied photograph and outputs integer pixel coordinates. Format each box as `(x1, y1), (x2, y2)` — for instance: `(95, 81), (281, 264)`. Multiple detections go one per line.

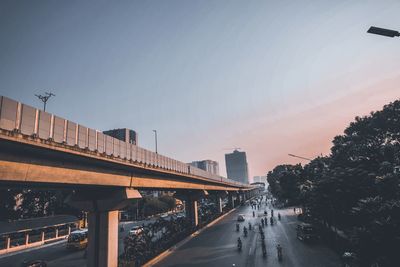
(367, 26), (400, 38)
(35, 92), (55, 111)
(153, 130), (158, 154)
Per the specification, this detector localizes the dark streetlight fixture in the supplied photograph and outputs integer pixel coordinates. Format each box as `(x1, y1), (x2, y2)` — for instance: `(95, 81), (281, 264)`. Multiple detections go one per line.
(35, 92), (55, 111)
(153, 130), (158, 154)
(367, 26), (400, 38)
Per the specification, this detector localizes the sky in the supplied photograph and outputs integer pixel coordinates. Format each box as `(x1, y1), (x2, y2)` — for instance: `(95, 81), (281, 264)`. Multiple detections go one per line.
(1, 0), (400, 181)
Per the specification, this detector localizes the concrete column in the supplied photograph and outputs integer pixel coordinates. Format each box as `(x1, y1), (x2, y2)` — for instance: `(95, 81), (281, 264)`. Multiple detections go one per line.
(217, 197), (223, 213)
(227, 194), (235, 209)
(25, 233), (29, 245)
(87, 210), (119, 267)
(41, 231), (45, 242)
(67, 188), (142, 267)
(185, 199), (199, 227)
(55, 228), (59, 238)
(68, 226), (71, 235)
(6, 237), (10, 249)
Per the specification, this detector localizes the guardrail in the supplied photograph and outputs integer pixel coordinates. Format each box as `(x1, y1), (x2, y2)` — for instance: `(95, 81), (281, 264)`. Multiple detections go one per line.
(0, 96), (247, 188)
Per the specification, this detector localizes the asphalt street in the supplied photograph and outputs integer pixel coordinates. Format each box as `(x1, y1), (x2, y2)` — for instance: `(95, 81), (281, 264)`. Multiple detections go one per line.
(153, 203), (341, 267)
(0, 218), (158, 267)
(0, 204), (342, 267)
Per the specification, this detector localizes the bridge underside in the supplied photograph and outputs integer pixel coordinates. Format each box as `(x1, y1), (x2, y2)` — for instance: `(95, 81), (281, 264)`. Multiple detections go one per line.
(0, 137), (248, 192)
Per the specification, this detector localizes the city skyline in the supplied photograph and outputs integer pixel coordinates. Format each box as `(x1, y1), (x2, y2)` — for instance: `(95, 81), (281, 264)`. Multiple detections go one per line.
(1, 1), (400, 178)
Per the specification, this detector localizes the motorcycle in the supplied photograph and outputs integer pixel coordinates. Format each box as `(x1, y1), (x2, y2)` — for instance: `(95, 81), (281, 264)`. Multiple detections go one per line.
(243, 226), (248, 237)
(237, 238), (242, 251)
(236, 223), (240, 232)
(278, 213), (281, 220)
(270, 217), (274, 225)
(262, 243), (267, 258)
(277, 245), (283, 261)
(248, 222), (252, 231)
(252, 211), (255, 217)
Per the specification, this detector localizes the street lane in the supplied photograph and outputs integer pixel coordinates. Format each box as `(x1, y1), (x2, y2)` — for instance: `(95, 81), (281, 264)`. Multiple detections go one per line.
(153, 202), (341, 267)
(0, 217), (160, 267)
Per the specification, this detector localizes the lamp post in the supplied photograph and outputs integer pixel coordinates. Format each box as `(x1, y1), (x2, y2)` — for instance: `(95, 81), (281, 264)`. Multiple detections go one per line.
(153, 130), (158, 154)
(35, 92), (55, 111)
(367, 26), (400, 38)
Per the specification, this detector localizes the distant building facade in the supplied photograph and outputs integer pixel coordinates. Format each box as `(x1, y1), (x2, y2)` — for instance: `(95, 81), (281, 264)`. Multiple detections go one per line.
(103, 128), (138, 145)
(190, 160), (219, 175)
(253, 175), (267, 184)
(225, 150), (249, 184)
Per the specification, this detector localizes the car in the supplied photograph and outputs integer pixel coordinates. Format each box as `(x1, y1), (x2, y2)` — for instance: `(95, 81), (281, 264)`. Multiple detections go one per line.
(296, 223), (318, 241)
(20, 260), (47, 267)
(129, 226), (144, 236)
(237, 214), (245, 222)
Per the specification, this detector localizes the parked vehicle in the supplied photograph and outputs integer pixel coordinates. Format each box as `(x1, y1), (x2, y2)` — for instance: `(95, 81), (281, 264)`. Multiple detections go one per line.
(237, 214), (245, 222)
(296, 223), (318, 241)
(66, 229), (88, 250)
(129, 226), (144, 236)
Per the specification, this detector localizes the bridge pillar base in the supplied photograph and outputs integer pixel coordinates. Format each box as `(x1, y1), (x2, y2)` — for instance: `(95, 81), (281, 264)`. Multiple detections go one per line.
(228, 193), (235, 209)
(67, 188), (141, 267)
(217, 197), (223, 213)
(87, 210), (119, 267)
(174, 190), (207, 227)
(185, 199), (199, 227)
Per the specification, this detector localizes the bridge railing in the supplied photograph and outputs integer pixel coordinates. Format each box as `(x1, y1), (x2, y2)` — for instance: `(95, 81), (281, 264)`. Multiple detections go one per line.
(0, 96), (246, 188)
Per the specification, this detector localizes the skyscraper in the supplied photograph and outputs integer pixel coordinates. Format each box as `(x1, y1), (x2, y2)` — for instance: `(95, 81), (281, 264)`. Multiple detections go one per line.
(190, 160), (219, 175)
(103, 128), (138, 145)
(225, 150), (249, 184)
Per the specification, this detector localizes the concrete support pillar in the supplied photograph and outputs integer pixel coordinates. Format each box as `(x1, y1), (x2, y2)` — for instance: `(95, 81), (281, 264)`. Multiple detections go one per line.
(25, 233), (29, 245)
(6, 237), (10, 249)
(55, 228), (59, 238)
(175, 190), (208, 227)
(67, 188), (142, 267)
(228, 194), (235, 209)
(185, 199), (199, 227)
(217, 197), (223, 213)
(87, 210), (119, 267)
(68, 226), (71, 235)
(41, 231), (45, 242)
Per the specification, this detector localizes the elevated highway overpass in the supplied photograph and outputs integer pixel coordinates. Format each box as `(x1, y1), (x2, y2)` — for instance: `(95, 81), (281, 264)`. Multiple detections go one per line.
(0, 95), (260, 267)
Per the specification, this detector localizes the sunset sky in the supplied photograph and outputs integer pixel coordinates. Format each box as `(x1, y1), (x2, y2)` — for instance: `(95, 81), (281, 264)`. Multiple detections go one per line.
(1, 1), (400, 180)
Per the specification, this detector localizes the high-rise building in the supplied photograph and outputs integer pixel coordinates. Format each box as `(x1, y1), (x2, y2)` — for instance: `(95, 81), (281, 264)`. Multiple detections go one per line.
(253, 175), (267, 184)
(225, 150), (249, 184)
(190, 160), (219, 175)
(103, 128), (138, 145)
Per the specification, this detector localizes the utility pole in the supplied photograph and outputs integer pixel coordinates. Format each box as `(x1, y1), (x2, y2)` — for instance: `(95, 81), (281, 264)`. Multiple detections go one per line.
(35, 92), (55, 112)
(153, 130), (158, 154)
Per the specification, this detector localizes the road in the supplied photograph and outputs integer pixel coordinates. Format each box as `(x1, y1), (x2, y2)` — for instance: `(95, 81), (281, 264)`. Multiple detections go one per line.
(0, 218), (159, 267)
(153, 203), (341, 267)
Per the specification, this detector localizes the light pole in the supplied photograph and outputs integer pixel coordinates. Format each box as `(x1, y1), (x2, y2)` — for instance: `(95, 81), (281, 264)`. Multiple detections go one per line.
(153, 130), (158, 154)
(35, 92), (55, 111)
(367, 26), (400, 38)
